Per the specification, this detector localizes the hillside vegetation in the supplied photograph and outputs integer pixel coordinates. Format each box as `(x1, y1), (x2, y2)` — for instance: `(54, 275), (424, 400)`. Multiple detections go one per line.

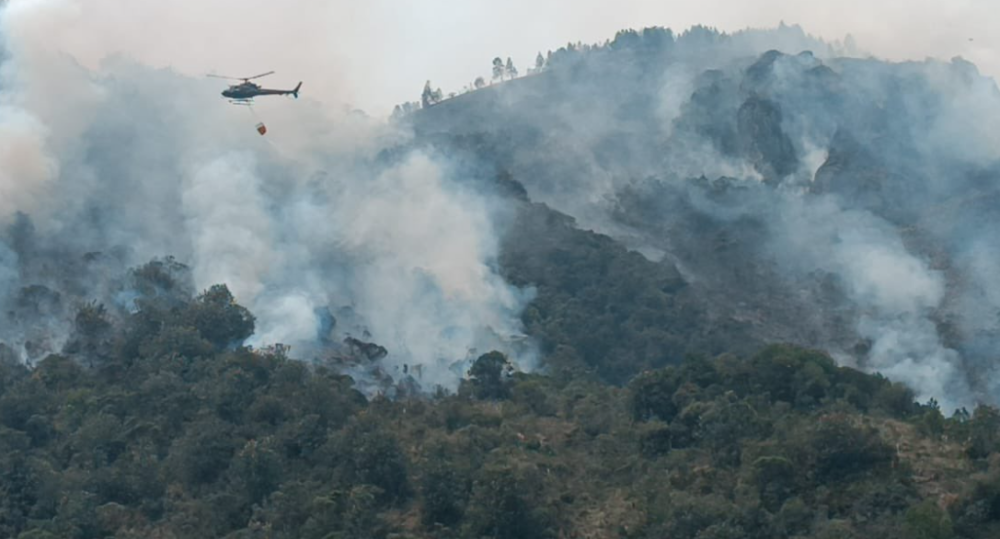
(5, 22), (1000, 539)
(2, 254), (1000, 539)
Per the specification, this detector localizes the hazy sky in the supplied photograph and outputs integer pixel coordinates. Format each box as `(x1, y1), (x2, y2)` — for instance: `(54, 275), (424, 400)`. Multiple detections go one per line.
(3, 0), (997, 115)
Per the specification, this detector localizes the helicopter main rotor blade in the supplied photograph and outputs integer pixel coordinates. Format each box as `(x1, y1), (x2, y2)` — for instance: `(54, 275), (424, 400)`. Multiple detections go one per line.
(245, 71), (275, 80)
(206, 71), (274, 81)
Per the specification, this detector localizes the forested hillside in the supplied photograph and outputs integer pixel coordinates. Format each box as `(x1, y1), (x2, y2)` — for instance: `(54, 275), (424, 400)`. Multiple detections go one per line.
(3, 194), (1000, 538)
(5, 20), (1000, 539)
(4, 270), (1000, 538)
(410, 24), (1000, 412)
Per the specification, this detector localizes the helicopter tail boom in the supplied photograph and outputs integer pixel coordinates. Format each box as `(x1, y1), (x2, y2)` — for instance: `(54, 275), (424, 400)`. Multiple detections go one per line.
(292, 82), (302, 98)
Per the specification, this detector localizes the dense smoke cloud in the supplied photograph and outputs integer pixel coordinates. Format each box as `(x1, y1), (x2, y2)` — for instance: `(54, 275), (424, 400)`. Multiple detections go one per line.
(413, 25), (1000, 412)
(0, 0), (537, 393)
(3, 0), (999, 408)
(0, 106), (55, 220)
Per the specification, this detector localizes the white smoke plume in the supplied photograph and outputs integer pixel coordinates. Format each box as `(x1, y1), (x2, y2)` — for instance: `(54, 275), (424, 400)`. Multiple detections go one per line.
(0, 0), (538, 393)
(3, 0), (999, 407)
(0, 106), (56, 221)
(409, 24), (1000, 412)
(182, 152), (275, 303)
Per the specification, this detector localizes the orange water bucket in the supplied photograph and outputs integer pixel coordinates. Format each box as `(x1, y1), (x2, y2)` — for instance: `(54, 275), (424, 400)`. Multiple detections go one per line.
(255, 122), (267, 136)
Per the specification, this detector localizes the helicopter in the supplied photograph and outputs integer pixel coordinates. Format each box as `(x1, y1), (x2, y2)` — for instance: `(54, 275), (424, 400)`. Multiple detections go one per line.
(208, 71), (302, 104)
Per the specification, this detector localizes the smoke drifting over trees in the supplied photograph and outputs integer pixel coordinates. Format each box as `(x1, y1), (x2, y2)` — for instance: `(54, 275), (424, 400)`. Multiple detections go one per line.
(8, 1), (1000, 537)
(0, 2), (539, 396)
(411, 24), (1000, 412)
(2, 0), (1000, 410)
